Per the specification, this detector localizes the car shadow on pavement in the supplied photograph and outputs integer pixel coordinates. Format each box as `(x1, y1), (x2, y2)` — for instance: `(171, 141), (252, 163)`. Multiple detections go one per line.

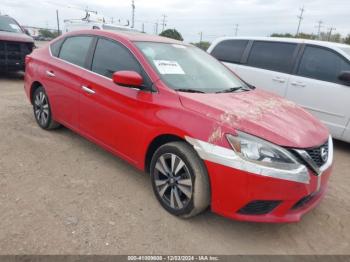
(0, 71), (24, 81)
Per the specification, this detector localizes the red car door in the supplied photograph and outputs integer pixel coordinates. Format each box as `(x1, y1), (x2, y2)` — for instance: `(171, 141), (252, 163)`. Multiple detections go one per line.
(46, 36), (94, 129)
(78, 37), (155, 164)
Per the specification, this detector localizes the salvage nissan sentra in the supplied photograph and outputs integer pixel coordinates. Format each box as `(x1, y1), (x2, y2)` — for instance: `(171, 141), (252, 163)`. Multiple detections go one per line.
(24, 30), (333, 223)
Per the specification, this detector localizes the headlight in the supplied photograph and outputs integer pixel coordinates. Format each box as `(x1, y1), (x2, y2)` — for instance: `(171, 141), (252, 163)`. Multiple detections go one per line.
(226, 131), (301, 170)
(185, 134), (310, 184)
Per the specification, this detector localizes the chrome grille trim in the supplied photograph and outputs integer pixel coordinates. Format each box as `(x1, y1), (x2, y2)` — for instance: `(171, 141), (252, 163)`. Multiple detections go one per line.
(293, 135), (333, 176)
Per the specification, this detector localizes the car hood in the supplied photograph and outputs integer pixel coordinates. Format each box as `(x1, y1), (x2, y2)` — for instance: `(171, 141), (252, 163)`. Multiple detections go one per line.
(178, 89), (329, 148)
(0, 31), (34, 43)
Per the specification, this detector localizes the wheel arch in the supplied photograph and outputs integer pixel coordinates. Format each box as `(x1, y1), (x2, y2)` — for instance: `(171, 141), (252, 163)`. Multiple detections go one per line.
(144, 134), (185, 174)
(30, 81), (43, 104)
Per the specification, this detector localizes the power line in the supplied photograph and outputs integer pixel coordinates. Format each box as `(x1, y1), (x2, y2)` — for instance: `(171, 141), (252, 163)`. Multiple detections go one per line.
(161, 14), (167, 32)
(131, 0), (135, 28)
(296, 6), (305, 37)
(234, 24), (239, 36)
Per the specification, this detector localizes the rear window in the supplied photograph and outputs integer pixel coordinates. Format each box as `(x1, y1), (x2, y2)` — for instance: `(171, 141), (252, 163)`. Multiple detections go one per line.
(211, 40), (248, 63)
(247, 41), (297, 73)
(59, 36), (93, 68)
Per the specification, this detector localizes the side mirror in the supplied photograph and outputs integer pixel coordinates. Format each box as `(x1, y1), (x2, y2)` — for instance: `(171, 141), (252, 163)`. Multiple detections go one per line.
(24, 28), (31, 36)
(338, 71), (350, 86)
(112, 71), (144, 89)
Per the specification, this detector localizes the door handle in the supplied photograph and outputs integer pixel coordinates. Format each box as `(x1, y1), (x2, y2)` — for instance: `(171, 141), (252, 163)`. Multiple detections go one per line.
(291, 81), (306, 87)
(46, 70), (55, 77)
(81, 85), (95, 94)
(272, 77), (286, 83)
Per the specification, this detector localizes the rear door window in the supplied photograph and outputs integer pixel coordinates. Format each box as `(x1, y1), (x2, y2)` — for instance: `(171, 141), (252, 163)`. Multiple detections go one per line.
(59, 36), (93, 68)
(247, 41), (297, 73)
(211, 40), (248, 63)
(297, 46), (350, 83)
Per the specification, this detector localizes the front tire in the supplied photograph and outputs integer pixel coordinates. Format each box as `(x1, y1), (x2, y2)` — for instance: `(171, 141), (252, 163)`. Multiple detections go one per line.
(32, 86), (60, 130)
(150, 141), (210, 218)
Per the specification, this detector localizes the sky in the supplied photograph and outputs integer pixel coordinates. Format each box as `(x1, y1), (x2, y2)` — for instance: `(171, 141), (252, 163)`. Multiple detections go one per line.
(1, 0), (349, 42)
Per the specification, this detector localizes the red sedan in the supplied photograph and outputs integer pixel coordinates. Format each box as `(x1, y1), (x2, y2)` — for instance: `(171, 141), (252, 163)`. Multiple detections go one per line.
(24, 30), (333, 223)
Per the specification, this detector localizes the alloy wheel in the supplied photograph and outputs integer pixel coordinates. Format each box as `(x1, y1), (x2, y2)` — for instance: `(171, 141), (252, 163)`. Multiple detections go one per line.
(34, 91), (49, 127)
(153, 153), (193, 210)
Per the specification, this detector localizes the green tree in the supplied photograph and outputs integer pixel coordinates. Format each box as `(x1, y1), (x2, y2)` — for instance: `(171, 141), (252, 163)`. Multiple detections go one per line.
(38, 29), (60, 39)
(191, 41), (211, 51)
(344, 34), (350, 45)
(159, 29), (183, 41)
(297, 32), (317, 40)
(270, 33), (294, 38)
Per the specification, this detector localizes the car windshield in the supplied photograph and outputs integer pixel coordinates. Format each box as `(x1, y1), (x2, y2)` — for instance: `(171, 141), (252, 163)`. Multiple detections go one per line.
(135, 42), (248, 93)
(0, 16), (23, 33)
(340, 47), (350, 57)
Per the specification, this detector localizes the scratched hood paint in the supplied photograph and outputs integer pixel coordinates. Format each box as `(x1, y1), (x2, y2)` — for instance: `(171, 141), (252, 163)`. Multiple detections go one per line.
(179, 89), (329, 148)
(0, 31), (34, 43)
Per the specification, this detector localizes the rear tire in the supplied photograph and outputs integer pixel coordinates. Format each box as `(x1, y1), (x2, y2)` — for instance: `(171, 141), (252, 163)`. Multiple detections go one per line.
(150, 141), (210, 218)
(32, 86), (60, 130)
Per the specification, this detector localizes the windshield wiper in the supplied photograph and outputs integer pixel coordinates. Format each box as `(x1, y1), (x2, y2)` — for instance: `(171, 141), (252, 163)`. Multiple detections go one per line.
(0, 29), (15, 33)
(215, 87), (244, 93)
(176, 88), (205, 93)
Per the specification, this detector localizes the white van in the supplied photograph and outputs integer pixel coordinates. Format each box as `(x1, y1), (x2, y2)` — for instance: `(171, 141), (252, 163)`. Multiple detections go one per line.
(208, 37), (350, 143)
(63, 12), (138, 33)
(64, 20), (139, 33)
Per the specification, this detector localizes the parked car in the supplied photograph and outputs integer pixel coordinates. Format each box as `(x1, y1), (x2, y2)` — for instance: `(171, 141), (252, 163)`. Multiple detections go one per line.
(208, 37), (350, 143)
(0, 14), (34, 72)
(24, 30), (333, 223)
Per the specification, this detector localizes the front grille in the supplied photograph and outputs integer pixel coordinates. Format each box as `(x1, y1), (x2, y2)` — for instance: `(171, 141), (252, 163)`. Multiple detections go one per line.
(238, 200), (281, 215)
(305, 141), (329, 168)
(0, 41), (33, 71)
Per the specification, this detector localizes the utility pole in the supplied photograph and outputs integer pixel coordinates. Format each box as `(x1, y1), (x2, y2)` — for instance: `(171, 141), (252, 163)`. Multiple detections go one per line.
(142, 23), (145, 33)
(296, 6), (305, 37)
(111, 17), (114, 24)
(199, 31), (203, 49)
(161, 14), (167, 32)
(315, 20), (323, 39)
(234, 24), (239, 36)
(56, 10), (60, 36)
(131, 0), (135, 28)
(154, 21), (159, 34)
(328, 27), (336, 41)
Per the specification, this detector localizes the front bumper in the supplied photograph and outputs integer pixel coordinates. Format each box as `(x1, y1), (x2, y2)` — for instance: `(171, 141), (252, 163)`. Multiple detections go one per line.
(186, 136), (332, 223)
(205, 160), (331, 223)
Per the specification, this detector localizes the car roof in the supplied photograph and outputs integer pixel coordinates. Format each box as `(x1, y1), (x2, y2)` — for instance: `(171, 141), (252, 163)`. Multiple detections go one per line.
(208, 36), (350, 60)
(211, 36), (350, 50)
(62, 29), (187, 45)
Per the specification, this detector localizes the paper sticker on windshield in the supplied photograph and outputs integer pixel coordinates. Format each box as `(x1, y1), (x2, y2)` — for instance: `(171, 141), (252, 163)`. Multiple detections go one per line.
(153, 60), (185, 75)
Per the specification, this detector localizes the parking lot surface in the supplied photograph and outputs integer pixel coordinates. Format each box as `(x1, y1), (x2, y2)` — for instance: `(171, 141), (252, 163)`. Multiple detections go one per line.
(0, 72), (350, 255)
